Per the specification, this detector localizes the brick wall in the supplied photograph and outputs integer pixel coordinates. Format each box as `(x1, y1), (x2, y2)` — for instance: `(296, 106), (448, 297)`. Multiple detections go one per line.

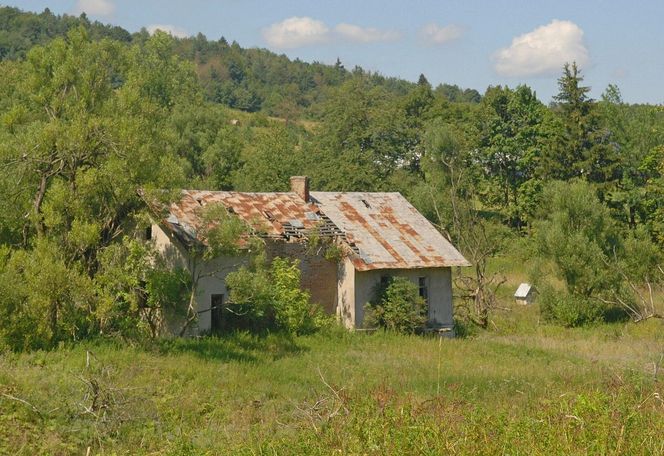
(265, 240), (338, 314)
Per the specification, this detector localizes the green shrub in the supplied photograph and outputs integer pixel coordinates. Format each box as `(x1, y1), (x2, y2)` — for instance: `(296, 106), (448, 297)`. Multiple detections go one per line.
(364, 277), (427, 333)
(453, 317), (477, 338)
(271, 257), (330, 335)
(539, 287), (605, 327)
(94, 236), (190, 339)
(225, 256), (330, 335)
(0, 240), (95, 351)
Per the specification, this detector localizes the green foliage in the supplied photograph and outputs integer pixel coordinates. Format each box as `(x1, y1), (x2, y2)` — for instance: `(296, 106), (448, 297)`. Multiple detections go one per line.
(364, 277), (427, 333)
(197, 203), (257, 260)
(534, 180), (621, 298)
(620, 226), (664, 282)
(0, 6), (430, 117)
(225, 256), (329, 335)
(539, 287), (605, 327)
(271, 257), (329, 335)
(0, 6), (131, 60)
(222, 254), (273, 325)
(94, 236), (190, 339)
(305, 229), (343, 262)
(545, 63), (619, 187)
(0, 235), (190, 351)
(232, 125), (304, 191)
(452, 317), (478, 338)
(434, 82), (482, 103)
(306, 76), (419, 192)
(0, 240), (94, 351)
(168, 103), (242, 189)
(477, 85), (553, 226)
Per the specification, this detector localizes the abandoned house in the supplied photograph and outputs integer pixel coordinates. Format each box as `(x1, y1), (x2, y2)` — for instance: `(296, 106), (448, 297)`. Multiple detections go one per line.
(148, 176), (470, 333)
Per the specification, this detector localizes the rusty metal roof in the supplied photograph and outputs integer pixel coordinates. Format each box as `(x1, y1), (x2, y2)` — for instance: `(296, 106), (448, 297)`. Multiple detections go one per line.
(311, 192), (470, 271)
(164, 190), (325, 242)
(160, 189), (469, 271)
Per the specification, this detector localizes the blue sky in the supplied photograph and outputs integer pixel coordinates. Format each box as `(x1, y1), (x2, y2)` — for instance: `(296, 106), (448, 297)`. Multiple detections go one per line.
(7, 0), (664, 104)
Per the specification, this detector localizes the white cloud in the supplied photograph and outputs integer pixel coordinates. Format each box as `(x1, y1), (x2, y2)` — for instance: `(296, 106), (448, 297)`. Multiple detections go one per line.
(262, 17), (330, 49)
(419, 23), (464, 45)
(146, 24), (189, 39)
(493, 19), (589, 77)
(334, 23), (401, 43)
(73, 0), (115, 17)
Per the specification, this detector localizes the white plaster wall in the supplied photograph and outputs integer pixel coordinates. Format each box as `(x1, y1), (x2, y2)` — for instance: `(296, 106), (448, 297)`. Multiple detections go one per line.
(152, 223), (247, 334)
(336, 257), (356, 328)
(152, 223), (189, 270)
(194, 255), (248, 332)
(353, 267), (454, 329)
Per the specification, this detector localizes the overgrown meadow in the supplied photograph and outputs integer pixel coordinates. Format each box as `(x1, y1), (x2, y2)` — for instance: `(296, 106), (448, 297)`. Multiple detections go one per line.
(2, 304), (663, 455)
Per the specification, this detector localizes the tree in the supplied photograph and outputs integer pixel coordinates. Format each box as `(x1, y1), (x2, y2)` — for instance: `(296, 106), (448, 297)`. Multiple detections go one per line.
(0, 239), (94, 351)
(535, 180), (621, 297)
(307, 76), (419, 191)
(532, 180), (627, 326)
(414, 122), (506, 329)
(404, 74), (434, 120)
(168, 103), (242, 189)
(477, 85), (552, 227)
(597, 86), (664, 234)
(94, 236), (190, 339)
(599, 228), (664, 322)
(232, 125), (304, 191)
(543, 63), (619, 189)
(0, 28), (201, 345)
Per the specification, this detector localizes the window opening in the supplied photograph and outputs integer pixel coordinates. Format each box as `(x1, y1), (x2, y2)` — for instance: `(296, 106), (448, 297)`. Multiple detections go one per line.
(210, 294), (224, 332)
(418, 277), (428, 302)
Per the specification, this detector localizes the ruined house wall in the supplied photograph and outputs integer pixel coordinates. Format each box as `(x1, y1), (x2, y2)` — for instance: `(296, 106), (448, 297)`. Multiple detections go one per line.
(264, 240), (338, 314)
(152, 223), (247, 334)
(153, 222), (454, 332)
(336, 257), (356, 328)
(353, 267), (454, 329)
(152, 223), (189, 270)
(153, 226), (340, 332)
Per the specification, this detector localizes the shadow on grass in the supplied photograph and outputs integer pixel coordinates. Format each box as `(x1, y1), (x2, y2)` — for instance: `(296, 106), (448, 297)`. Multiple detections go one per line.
(603, 305), (630, 324)
(148, 331), (307, 363)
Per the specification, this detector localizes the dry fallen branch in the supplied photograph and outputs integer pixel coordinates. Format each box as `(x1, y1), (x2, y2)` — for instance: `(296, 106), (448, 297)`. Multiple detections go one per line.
(317, 367), (350, 416)
(294, 368), (350, 433)
(598, 256), (664, 322)
(1, 392), (44, 419)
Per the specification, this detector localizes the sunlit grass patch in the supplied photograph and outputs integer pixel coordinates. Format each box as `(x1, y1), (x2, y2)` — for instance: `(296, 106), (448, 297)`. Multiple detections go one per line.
(1, 321), (662, 454)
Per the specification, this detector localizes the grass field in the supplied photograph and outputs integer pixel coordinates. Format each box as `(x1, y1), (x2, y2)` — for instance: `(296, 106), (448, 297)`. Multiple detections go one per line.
(1, 302), (663, 455)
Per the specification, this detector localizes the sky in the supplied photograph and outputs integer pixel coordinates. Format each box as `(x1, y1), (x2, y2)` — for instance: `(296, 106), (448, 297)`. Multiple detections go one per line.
(6, 0), (664, 104)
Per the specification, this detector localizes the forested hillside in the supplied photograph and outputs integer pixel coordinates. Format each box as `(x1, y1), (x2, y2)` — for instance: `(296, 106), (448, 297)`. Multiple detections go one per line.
(0, 6), (480, 117)
(0, 6), (663, 351)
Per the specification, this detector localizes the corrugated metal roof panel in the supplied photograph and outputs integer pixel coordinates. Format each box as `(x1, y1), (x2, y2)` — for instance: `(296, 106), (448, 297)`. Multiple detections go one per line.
(310, 192), (470, 271)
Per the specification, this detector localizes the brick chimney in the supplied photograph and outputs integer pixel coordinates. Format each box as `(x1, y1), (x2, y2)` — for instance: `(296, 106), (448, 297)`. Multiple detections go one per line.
(290, 176), (310, 201)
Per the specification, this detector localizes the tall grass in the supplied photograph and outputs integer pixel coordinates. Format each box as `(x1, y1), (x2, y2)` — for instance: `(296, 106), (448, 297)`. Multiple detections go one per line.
(1, 313), (663, 454)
